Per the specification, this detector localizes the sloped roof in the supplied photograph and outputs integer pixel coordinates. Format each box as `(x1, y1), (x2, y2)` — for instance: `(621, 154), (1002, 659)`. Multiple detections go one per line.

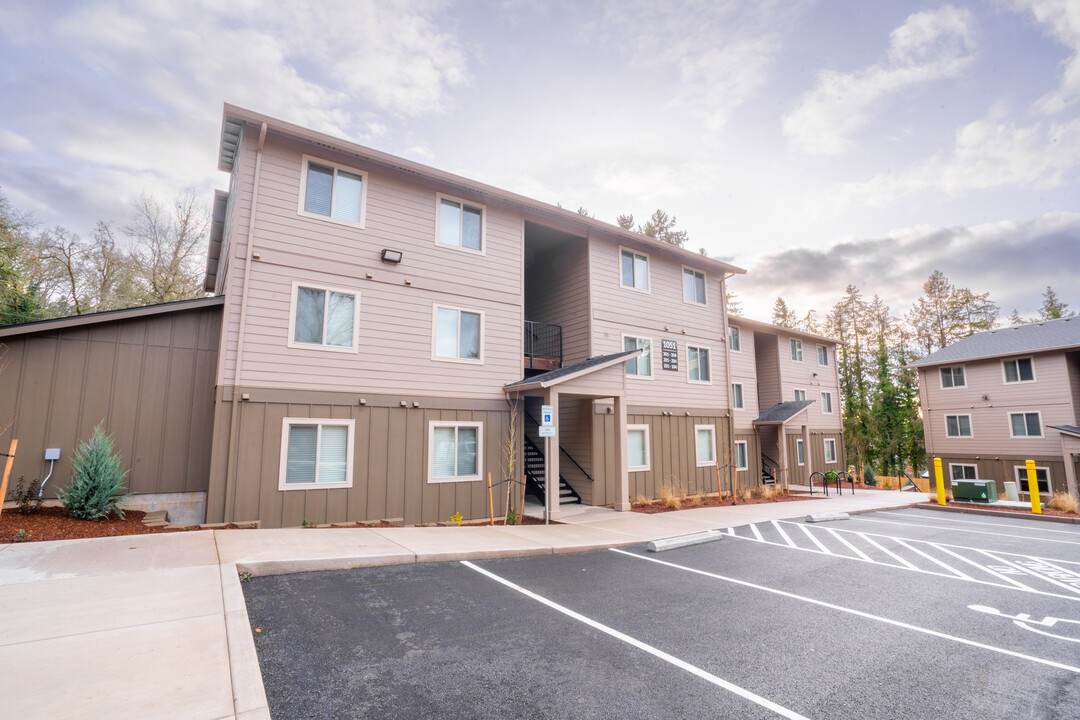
(910, 317), (1080, 367)
(0, 296), (225, 338)
(505, 350), (640, 391)
(1048, 425), (1080, 438)
(754, 400), (814, 424)
(729, 315), (838, 344)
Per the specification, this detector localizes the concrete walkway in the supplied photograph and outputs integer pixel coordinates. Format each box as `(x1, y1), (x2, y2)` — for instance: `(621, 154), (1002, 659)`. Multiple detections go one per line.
(0, 490), (927, 720)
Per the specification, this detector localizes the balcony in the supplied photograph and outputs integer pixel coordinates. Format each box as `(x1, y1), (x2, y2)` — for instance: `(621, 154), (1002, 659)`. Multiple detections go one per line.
(524, 320), (562, 372)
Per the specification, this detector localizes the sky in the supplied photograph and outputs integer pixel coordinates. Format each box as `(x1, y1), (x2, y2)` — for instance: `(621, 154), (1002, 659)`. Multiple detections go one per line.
(1, 0), (1078, 322)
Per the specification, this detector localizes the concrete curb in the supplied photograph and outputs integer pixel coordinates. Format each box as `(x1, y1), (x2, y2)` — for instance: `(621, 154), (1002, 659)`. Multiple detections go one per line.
(916, 503), (1080, 525)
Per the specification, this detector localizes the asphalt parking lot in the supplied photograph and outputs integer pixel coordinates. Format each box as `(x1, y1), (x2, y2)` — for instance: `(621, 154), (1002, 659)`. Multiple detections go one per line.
(244, 509), (1080, 719)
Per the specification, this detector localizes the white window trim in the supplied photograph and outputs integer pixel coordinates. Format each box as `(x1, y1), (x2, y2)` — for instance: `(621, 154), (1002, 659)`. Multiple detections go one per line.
(1014, 465), (1051, 494)
(796, 439), (805, 466)
(734, 440), (748, 471)
(939, 365), (966, 390)
(731, 382), (744, 410)
(686, 344), (713, 385)
(949, 463), (978, 481)
(431, 304), (485, 365)
(427, 421), (484, 483)
(1007, 410), (1043, 438)
(728, 326), (742, 352)
(681, 266), (708, 306)
(278, 417), (355, 491)
(297, 154), (368, 228)
(790, 339), (803, 362)
(621, 334), (654, 380)
(1002, 356), (1037, 384)
(793, 388), (807, 402)
(944, 413), (974, 438)
(628, 424), (651, 472)
(823, 438), (837, 465)
(694, 424), (717, 467)
(434, 192), (487, 255)
(820, 391), (833, 414)
(286, 280), (361, 354)
(817, 344), (829, 367)
(618, 246), (651, 294)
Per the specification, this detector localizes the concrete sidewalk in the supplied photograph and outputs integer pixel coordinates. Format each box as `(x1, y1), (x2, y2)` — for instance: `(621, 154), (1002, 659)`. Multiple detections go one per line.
(0, 490), (927, 720)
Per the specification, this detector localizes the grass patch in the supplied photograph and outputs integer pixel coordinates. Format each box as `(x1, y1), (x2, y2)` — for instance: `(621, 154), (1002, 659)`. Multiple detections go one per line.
(1048, 492), (1078, 514)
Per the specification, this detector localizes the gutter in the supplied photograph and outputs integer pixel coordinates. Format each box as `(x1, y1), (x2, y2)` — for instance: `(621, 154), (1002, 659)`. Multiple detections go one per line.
(720, 271), (737, 494)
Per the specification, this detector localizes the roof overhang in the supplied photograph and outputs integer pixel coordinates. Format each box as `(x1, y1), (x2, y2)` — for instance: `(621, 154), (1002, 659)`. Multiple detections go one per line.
(0, 296), (225, 338)
(505, 349), (640, 392)
(753, 400), (815, 425)
(729, 315), (838, 344)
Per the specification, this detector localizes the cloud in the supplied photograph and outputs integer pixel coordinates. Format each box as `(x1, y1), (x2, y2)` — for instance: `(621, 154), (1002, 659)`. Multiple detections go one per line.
(0, 130), (33, 153)
(783, 5), (976, 155)
(1017, 0), (1080, 114)
(733, 212), (1080, 319)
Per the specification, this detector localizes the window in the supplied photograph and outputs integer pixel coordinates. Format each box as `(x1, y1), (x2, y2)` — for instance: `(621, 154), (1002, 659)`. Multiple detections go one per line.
(300, 156), (366, 225)
(1003, 357), (1035, 383)
(796, 439), (805, 466)
(945, 414), (972, 437)
(437, 194), (484, 252)
(695, 425), (716, 466)
(683, 268), (706, 304)
(817, 345), (829, 366)
(940, 366), (965, 389)
(950, 464), (977, 481)
(1014, 465), (1050, 494)
(628, 425), (650, 471)
(288, 282), (359, 352)
(790, 339), (803, 361)
(728, 326), (741, 351)
(794, 389), (806, 402)
(623, 336), (652, 377)
(734, 441), (748, 471)
(731, 383), (744, 409)
(1009, 412), (1042, 438)
(620, 248), (649, 291)
(820, 392), (833, 414)
(433, 306), (482, 362)
(824, 439), (837, 464)
(429, 422), (482, 482)
(687, 346), (711, 383)
(279, 418), (354, 490)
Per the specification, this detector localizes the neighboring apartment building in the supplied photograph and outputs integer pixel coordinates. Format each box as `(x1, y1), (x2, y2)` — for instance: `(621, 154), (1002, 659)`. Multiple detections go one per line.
(911, 317), (1080, 498)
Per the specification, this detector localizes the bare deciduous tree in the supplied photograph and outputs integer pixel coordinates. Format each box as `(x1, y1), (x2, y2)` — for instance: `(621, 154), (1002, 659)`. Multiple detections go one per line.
(126, 193), (209, 304)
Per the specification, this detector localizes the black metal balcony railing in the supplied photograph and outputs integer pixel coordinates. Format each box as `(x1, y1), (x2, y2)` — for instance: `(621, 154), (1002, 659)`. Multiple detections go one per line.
(524, 320), (562, 371)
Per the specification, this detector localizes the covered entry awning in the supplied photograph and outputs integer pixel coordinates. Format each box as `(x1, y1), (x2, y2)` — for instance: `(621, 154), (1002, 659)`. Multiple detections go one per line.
(752, 400), (815, 491)
(1047, 425), (1080, 498)
(753, 400), (814, 426)
(504, 350), (641, 520)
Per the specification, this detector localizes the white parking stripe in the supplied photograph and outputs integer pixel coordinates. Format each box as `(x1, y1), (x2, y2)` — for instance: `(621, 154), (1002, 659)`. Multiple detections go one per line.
(750, 523), (765, 542)
(771, 520), (797, 548)
(976, 551), (1080, 596)
(892, 538), (973, 580)
(462, 560), (810, 720)
(878, 510), (1080, 536)
(856, 532), (920, 570)
(853, 517), (1080, 546)
(610, 549), (1080, 676)
(727, 527), (735, 536)
(927, 543), (1035, 590)
(797, 523), (833, 554)
(824, 527), (873, 562)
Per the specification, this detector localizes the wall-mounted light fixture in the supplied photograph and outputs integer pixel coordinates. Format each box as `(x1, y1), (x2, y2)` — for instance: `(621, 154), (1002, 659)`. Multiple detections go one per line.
(381, 248), (403, 264)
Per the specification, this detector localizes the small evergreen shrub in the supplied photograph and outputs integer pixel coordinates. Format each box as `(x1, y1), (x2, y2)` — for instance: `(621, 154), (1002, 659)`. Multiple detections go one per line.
(863, 463), (877, 486)
(57, 423), (132, 520)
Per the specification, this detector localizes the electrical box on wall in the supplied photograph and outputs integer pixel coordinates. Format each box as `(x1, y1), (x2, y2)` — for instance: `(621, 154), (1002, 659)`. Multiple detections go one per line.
(44, 448), (60, 461)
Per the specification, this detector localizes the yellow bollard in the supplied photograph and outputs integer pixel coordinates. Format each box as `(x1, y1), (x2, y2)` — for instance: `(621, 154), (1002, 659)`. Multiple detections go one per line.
(1025, 460), (1042, 514)
(934, 457), (946, 506)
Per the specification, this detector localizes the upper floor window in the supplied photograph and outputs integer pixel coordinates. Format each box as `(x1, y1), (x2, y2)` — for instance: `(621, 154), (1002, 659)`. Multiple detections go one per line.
(791, 339), (803, 362)
(940, 366), (965, 389)
(300, 156), (366, 226)
(624, 336), (652, 377)
(1003, 357), (1035, 384)
(1009, 411), (1042, 438)
(683, 268), (706, 304)
(288, 282), (359, 352)
(279, 418), (354, 490)
(620, 248), (649, 291)
(429, 421), (482, 482)
(794, 389), (806, 402)
(945, 414), (972, 437)
(687, 346), (711, 383)
(437, 194), (484, 252)
(817, 345), (828, 366)
(728, 326), (741, 351)
(820, 391), (833, 414)
(434, 305), (482, 362)
(731, 383), (744, 409)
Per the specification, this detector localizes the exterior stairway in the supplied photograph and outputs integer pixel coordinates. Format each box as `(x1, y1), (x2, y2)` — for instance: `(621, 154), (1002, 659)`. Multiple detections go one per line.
(523, 435), (582, 506)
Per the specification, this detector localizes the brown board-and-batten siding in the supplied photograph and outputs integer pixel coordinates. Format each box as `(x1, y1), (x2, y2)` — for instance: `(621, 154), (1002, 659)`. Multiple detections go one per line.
(206, 388), (511, 527)
(0, 299), (222, 497)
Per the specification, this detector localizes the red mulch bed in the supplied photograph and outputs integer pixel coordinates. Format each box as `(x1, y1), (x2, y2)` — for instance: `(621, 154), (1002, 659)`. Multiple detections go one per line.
(0, 507), (182, 544)
(632, 492), (810, 514)
(919, 501), (1080, 519)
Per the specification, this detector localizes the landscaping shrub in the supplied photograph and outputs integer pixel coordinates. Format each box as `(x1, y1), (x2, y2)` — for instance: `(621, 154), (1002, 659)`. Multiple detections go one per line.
(56, 423), (132, 520)
(8, 476), (45, 514)
(863, 463), (876, 486)
(1049, 492), (1078, 514)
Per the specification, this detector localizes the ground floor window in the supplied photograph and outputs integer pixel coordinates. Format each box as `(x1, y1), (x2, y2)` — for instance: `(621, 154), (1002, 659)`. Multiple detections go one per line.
(628, 425), (650, 471)
(429, 422), (482, 482)
(824, 438), (837, 464)
(695, 425), (716, 466)
(734, 440), (748, 471)
(1014, 465), (1050, 494)
(279, 418), (354, 490)
(950, 464), (977, 481)
(796, 439), (804, 466)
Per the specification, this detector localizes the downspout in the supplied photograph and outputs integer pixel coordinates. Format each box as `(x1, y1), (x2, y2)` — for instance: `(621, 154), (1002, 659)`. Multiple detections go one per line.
(720, 271), (736, 496)
(223, 121), (267, 521)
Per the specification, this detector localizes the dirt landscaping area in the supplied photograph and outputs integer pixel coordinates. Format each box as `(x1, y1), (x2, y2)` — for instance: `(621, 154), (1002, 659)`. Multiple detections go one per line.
(632, 487), (811, 513)
(0, 507), (181, 544)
